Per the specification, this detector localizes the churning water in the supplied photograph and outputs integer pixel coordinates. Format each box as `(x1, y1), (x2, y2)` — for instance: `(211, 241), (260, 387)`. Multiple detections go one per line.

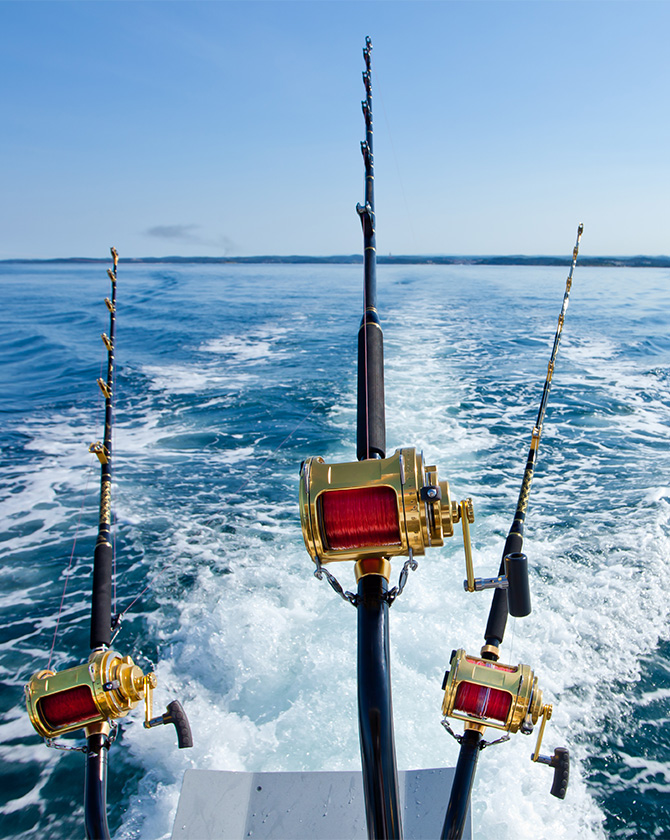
(1, 261), (669, 839)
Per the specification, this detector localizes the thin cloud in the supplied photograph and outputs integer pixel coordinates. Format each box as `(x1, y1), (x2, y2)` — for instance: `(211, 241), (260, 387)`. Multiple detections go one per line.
(146, 224), (200, 241)
(144, 224), (235, 253)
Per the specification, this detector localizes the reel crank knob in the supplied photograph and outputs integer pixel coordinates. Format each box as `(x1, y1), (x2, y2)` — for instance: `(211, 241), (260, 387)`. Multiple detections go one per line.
(145, 699), (193, 749)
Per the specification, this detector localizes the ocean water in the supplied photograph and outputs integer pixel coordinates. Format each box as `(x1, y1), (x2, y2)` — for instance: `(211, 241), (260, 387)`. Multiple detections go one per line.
(1, 261), (669, 840)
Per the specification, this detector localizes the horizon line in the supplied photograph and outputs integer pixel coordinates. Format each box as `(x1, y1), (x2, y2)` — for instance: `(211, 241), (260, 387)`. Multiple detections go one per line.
(2, 253), (670, 268)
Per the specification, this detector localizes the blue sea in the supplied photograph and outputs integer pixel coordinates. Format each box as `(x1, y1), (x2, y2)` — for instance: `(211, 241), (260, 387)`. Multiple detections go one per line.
(1, 260), (669, 840)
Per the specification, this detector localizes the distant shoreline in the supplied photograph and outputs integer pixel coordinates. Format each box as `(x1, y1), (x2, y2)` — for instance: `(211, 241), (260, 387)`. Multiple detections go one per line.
(2, 254), (669, 268)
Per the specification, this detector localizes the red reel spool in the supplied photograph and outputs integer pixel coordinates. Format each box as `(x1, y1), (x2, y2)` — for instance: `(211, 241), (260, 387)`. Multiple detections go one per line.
(454, 681), (511, 724)
(37, 685), (99, 730)
(320, 486), (401, 551)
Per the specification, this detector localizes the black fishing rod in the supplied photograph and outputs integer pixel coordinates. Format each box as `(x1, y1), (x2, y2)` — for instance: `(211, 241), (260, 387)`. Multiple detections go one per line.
(25, 250), (192, 839)
(483, 224), (584, 652)
(357, 35), (385, 463)
(440, 225), (584, 840)
(299, 37), (479, 839)
(354, 37), (403, 840)
(85, 247), (119, 840)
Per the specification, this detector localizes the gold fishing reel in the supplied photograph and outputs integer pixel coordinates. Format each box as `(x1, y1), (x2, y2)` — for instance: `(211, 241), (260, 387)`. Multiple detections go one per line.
(299, 447), (474, 578)
(25, 649), (192, 748)
(441, 648), (569, 799)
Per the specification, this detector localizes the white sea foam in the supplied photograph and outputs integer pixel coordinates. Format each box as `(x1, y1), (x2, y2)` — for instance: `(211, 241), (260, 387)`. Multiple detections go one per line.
(199, 327), (290, 364)
(5, 265), (670, 840)
(140, 363), (257, 395)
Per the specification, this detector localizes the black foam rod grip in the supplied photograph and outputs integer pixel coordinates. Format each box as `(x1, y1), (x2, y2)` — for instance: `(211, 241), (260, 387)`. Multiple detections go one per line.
(163, 700), (193, 749)
(90, 541), (113, 648)
(550, 747), (570, 799)
(356, 312), (386, 461)
(505, 552), (532, 617)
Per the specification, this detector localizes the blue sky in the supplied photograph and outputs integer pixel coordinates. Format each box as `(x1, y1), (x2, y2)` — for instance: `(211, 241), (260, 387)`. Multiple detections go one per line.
(2, 1), (668, 259)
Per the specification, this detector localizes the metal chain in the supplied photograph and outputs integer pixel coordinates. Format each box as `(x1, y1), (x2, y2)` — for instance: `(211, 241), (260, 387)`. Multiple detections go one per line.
(45, 721), (119, 753)
(480, 732), (511, 749)
(45, 738), (88, 754)
(313, 557), (359, 606)
(441, 718), (510, 750)
(384, 552), (418, 605)
(106, 721), (119, 747)
(314, 552), (418, 607)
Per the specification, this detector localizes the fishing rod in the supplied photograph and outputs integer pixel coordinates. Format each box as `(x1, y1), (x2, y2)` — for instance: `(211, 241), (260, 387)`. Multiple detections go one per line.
(440, 225), (584, 840)
(354, 37), (400, 839)
(25, 249), (192, 840)
(300, 37), (476, 839)
(357, 35), (385, 464)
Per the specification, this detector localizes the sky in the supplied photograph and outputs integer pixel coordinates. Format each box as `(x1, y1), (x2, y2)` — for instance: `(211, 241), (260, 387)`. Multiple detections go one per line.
(1, 0), (669, 259)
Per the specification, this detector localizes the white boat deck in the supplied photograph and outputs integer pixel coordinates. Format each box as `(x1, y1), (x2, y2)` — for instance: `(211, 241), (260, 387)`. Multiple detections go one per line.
(171, 767), (471, 839)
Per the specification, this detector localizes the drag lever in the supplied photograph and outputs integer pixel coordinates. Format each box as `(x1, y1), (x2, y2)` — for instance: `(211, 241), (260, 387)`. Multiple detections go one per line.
(145, 699), (193, 749)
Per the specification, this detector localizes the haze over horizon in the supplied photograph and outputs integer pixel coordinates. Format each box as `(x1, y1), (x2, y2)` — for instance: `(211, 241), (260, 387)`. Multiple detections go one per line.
(2, 1), (669, 261)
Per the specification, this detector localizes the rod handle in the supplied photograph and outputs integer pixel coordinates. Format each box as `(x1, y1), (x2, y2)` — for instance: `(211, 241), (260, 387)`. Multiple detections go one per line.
(505, 552), (531, 617)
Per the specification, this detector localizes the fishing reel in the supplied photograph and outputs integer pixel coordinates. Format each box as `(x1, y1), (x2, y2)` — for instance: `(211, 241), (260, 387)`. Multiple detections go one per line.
(25, 649), (192, 749)
(299, 447), (474, 579)
(441, 648), (569, 799)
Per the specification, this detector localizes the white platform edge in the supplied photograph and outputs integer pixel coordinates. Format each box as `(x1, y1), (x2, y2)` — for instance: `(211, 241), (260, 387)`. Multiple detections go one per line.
(171, 767), (472, 839)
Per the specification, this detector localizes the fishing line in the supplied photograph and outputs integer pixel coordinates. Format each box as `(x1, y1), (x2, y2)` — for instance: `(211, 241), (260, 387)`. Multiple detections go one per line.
(198, 405), (321, 527)
(109, 581), (153, 645)
(111, 405), (323, 623)
(371, 61), (419, 255)
(46, 462), (95, 671)
(507, 616), (517, 665)
(246, 404), (320, 476)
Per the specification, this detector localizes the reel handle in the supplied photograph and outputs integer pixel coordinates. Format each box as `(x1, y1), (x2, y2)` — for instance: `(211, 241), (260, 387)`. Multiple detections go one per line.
(536, 746), (570, 799)
(145, 700), (193, 749)
(550, 747), (570, 799)
(464, 551), (532, 619)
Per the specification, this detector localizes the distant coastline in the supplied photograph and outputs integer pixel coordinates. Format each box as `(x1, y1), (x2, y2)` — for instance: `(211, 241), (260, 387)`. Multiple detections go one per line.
(2, 254), (669, 268)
